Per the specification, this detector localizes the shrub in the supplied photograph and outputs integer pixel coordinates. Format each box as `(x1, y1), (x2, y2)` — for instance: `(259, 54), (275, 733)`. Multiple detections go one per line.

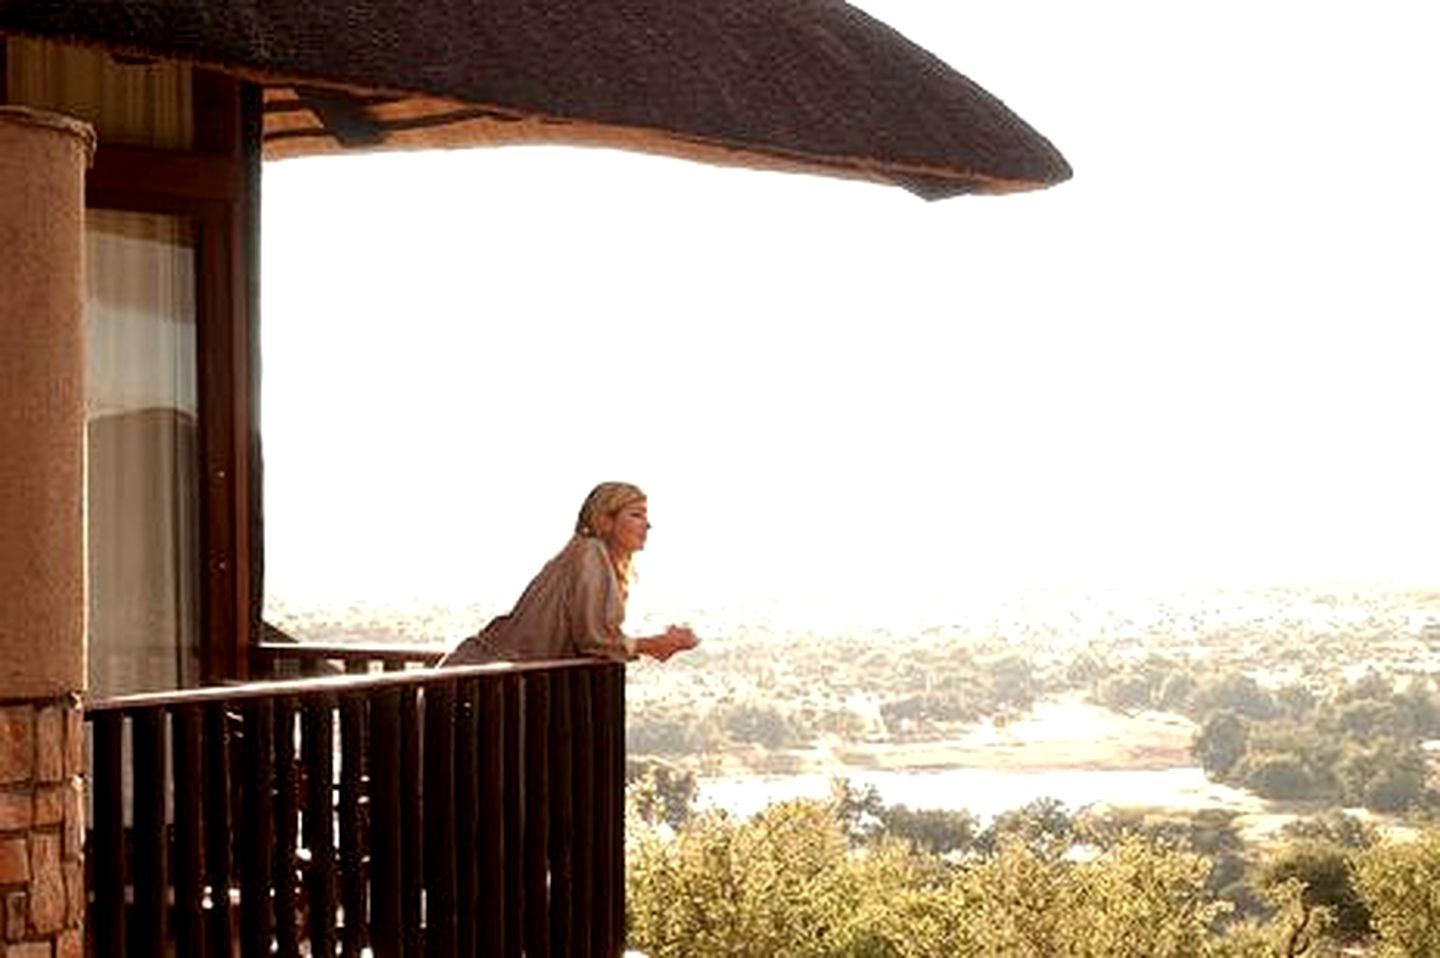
(1353, 828), (1440, 956)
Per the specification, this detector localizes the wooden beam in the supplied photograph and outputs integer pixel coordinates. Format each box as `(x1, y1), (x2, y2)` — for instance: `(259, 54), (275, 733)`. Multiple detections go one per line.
(292, 84), (385, 147)
(87, 146), (244, 202)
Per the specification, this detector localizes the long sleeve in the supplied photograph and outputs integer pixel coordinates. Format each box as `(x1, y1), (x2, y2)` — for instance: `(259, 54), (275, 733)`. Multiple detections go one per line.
(569, 539), (635, 661)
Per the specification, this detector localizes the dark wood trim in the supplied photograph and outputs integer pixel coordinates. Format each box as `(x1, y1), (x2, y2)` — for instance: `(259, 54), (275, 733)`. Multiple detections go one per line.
(243, 79), (265, 683)
(195, 196), (242, 685)
(87, 146), (244, 201)
(193, 67), (240, 154)
(190, 71), (255, 685)
(0, 34), (10, 103)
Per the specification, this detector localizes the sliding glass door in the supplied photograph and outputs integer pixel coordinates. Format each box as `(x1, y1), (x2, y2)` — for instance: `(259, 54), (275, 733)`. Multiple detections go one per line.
(85, 210), (202, 696)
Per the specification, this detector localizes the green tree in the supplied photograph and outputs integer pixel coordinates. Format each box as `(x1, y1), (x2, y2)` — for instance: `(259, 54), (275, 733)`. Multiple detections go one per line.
(989, 654), (1038, 710)
(1238, 752), (1319, 800)
(1280, 811), (1378, 850)
(1257, 840), (1370, 941)
(716, 701), (798, 748)
(1194, 711), (1247, 778)
(1065, 836), (1227, 958)
(976, 797), (1075, 857)
(1156, 670), (1199, 711)
(627, 758), (697, 828)
(877, 804), (978, 856)
(955, 836), (1069, 956)
(1207, 879), (1339, 957)
(1353, 827), (1440, 956)
(1335, 740), (1429, 813)
(1193, 673), (1277, 721)
(1095, 671), (1154, 712)
(955, 835), (1226, 957)
(830, 777), (886, 846)
(628, 801), (864, 957)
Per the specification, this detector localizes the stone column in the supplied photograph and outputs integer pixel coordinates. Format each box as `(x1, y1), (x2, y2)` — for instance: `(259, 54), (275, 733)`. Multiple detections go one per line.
(0, 106), (94, 958)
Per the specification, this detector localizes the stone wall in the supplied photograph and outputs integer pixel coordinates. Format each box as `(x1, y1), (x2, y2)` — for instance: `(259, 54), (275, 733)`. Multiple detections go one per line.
(0, 698), (84, 957)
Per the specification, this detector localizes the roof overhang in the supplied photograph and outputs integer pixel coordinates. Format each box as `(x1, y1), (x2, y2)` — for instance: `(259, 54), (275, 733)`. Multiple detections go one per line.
(0, 0), (1071, 199)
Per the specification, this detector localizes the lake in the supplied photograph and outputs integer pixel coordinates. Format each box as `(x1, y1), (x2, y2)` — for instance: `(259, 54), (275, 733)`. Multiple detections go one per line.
(695, 765), (1265, 822)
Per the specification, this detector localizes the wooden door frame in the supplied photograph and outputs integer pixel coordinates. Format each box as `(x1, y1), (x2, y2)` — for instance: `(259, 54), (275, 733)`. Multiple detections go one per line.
(80, 70), (262, 685)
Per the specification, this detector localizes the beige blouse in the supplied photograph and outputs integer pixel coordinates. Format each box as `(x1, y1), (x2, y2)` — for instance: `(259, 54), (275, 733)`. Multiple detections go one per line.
(441, 536), (634, 665)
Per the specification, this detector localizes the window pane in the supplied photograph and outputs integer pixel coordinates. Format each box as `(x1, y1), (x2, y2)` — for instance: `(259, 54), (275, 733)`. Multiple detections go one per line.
(86, 209), (200, 697)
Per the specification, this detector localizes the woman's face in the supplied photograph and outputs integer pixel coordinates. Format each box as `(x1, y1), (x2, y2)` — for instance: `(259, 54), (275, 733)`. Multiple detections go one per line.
(602, 498), (650, 555)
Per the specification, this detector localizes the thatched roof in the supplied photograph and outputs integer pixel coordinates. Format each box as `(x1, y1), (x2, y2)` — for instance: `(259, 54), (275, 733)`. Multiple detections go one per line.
(0, 0), (1070, 199)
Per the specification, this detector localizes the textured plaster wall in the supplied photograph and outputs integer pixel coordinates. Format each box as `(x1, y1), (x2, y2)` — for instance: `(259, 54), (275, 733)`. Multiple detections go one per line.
(0, 107), (93, 699)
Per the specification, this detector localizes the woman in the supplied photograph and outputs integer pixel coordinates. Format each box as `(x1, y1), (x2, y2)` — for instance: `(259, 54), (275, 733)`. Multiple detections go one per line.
(442, 482), (698, 665)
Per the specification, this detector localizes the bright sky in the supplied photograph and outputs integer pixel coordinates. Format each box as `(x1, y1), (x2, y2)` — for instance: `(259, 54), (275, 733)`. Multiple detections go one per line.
(261, 1), (1440, 624)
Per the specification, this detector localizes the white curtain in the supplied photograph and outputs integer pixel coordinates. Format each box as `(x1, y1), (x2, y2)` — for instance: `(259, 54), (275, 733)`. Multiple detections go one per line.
(5, 36), (192, 149)
(85, 211), (201, 697)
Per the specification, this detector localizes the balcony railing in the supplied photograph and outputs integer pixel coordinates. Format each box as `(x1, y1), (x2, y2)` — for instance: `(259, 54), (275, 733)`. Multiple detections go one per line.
(250, 638), (448, 676)
(85, 655), (626, 957)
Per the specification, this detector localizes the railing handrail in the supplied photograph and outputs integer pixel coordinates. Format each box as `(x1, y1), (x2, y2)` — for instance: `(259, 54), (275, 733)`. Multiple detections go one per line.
(251, 639), (449, 664)
(84, 655), (612, 713)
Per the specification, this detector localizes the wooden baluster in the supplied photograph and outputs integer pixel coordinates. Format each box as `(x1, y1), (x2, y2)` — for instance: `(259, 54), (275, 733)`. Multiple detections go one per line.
(524, 673), (551, 958)
(203, 702), (234, 957)
(424, 680), (457, 958)
(502, 674), (524, 958)
(130, 708), (167, 956)
(272, 697), (300, 958)
(240, 697), (276, 957)
(171, 705), (204, 957)
(302, 694), (337, 958)
(90, 712), (126, 958)
(593, 664), (624, 955)
(369, 686), (403, 957)
(572, 668), (597, 957)
(548, 670), (575, 956)
(455, 677), (480, 958)
(477, 674), (506, 957)
(339, 690), (368, 956)
(400, 684), (424, 955)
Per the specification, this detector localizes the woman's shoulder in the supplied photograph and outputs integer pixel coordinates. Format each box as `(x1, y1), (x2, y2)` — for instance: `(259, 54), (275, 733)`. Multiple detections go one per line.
(577, 537), (617, 580)
(546, 535), (610, 576)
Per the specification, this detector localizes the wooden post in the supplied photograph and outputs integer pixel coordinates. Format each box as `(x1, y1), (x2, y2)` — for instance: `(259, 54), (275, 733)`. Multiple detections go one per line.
(0, 105), (93, 957)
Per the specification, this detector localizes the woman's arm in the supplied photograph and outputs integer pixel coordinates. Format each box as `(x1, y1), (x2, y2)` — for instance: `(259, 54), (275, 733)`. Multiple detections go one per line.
(570, 539), (642, 661)
(572, 541), (699, 662)
(633, 625), (699, 662)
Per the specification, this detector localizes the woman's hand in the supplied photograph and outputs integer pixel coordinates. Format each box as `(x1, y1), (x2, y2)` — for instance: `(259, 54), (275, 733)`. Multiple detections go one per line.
(665, 624), (699, 651)
(638, 625), (699, 661)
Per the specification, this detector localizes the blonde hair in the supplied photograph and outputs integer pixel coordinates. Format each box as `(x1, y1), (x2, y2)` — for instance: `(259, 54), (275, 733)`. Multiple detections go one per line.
(574, 481), (646, 593)
(574, 481), (646, 537)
